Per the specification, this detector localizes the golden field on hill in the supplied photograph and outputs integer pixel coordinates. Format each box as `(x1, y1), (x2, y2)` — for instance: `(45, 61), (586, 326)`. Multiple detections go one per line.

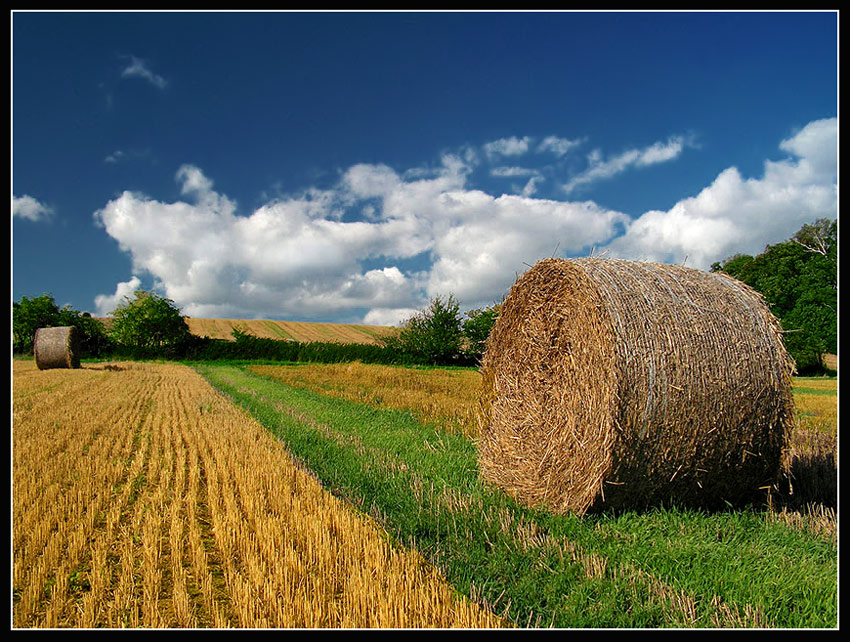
(94, 317), (395, 344)
(184, 318), (394, 344)
(11, 359), (504, 629)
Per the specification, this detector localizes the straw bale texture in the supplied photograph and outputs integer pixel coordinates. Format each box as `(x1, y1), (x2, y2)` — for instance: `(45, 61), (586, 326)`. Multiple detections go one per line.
(34, 326), (82, 370)
(478, 258), (795, 515)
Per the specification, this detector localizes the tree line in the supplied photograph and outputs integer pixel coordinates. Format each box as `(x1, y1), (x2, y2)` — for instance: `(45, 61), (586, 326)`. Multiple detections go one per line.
(710, 218), (837, 374)
(12, 288), (500, 367)
(13, 219), (836, 373)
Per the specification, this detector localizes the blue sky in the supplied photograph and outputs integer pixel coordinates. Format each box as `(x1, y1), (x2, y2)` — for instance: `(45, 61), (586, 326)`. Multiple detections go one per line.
(12, 11), (838, 325)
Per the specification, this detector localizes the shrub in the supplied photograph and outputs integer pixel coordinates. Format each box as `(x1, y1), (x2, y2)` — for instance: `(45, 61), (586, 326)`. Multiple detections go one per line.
(382, 295), (474, 366)
(107, 290), (191, 354)
(462, 303), (500, 362)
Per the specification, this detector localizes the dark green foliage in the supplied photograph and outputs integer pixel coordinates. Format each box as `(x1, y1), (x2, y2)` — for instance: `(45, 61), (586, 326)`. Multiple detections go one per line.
(171, 301), (498, 366)
(13, 291), (500, 368)
(107, 290), (192, 355)
(380, 295), (500, 366)
(68, 312), (114, 358)
(12, 293), (112, 357)
(382, 295), (469, 366)
(178, 330), (428, 365)
(462, 303), (501, 362)
(12, 294), (59, 353)
(711, 218), (837, 374)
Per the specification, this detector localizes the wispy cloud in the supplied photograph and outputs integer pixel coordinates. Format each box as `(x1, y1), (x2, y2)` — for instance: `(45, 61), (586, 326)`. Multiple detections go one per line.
(13, 195), (53, 222)
(104, 148), (153, 165)
(481, 135), (584, 167)
(536, 135), (584, 157)
(489, 167), (544, 197)
(121, 55), (168, 90)
(104, 150), (125, 164)
(482, 136), (533, 160)
(489, 166), (539, 178)
(564, 135), (691, 193)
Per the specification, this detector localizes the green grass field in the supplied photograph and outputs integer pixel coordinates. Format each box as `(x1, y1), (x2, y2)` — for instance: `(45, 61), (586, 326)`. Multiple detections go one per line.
(194, 362), (837, 628)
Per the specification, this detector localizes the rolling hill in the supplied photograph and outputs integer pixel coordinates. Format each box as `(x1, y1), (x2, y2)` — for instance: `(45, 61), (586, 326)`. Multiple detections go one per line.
(183, 318), (396, 345)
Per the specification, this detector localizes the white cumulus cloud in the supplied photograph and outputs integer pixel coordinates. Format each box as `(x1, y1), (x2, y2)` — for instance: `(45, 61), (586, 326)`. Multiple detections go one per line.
(362, 307), (422, 327)
(426, 191), (627, 308)
(13, 195), (53, 222)
(601, 117), (837, 269)
(94, 276), (143, 316)
(91, 118), (836, 324)
(92, 156), (625, 322)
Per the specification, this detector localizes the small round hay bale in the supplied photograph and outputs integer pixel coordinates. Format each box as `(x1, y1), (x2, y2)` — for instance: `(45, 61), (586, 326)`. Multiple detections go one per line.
(478, 258), (795, 515)
(34, 326), (82, 370)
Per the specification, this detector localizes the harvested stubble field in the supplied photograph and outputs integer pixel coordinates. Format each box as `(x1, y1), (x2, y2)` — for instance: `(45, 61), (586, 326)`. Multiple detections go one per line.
(250, 362), (483, 438)
(11, 359), (504, 629)
(12, 358), (838, 628)
(251, 362), (838, 492)
(255, 363), (838, 518)
(228, 361), (836, 627)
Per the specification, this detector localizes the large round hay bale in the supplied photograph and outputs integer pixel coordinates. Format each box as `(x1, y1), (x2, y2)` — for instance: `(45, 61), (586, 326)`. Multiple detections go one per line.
(34, 326), (82, 370)
(478, 258), (795, 515)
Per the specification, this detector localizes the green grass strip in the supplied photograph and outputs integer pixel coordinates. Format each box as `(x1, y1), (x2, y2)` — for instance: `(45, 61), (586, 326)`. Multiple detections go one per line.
(793, 388), (838, 396)
(194, 363), (837, 629)
(262, 320), (296, 341)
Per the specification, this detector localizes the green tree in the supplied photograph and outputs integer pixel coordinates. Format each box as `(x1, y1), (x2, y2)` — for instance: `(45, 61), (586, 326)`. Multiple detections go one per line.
(712, 218), (837, 373)
(462, 303), (501, 362)
(383, 295), (466, 365)
(108, 290), (191, 353)
(13, 294), (61, 353)
(13, 293), (111, 357)
(792, 218), (837, 257)
(57, 309), (113, 358)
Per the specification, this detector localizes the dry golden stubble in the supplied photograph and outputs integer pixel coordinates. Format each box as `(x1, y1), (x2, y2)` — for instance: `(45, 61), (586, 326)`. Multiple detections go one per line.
(12, 359), (504, 629)
(252, 362), (482, 437)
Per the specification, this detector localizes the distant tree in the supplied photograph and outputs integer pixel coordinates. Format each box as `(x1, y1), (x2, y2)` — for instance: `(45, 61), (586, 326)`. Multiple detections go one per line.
(13, 293), (111, 357)
(462, 303), (501, 362)
(709, 253), (754, 277)
(13, 294), (61, 353)
(711, 218), (837, 373)
(383, 295), (467, 365)
(792, 217), (837, 257)
(108, 290), (191, 352)
(57, 309), (113, 358)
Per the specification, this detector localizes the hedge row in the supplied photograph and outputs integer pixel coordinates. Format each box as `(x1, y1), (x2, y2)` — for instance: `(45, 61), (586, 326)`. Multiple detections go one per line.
(105, 332), (479, 367)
